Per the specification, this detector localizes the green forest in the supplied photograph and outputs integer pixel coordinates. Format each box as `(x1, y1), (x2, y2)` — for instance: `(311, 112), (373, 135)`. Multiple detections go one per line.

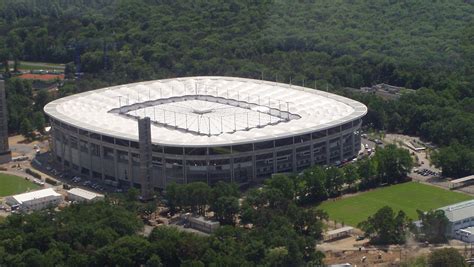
(1, 0), (473, 88)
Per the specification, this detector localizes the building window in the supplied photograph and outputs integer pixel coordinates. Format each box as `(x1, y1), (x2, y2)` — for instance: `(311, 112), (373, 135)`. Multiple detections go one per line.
(117, 150), (129, 163)
(91, 143), (100, 157)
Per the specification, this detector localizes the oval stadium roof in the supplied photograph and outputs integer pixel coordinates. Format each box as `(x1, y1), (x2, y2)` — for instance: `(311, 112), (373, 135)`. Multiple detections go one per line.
(44, 76), (367, 147)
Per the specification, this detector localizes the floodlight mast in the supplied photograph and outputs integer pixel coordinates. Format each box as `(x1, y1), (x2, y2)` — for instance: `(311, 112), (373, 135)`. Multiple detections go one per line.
(174, 111), (177, 128)
(197, 115), (200, 133)
(286, 101), (290, 121)
(208, 117), (211, 136)
(220, 116), (223, 133)
(117, 95), (122, 109)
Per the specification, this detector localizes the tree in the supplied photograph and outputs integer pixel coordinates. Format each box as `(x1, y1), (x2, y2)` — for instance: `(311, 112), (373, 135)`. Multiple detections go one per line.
(428, 248), (466, 267)
(325, 167), (344, 197)
(265, 174), (295, 200)
(96, 236), (152, 266)
(374, 144), (413, 184)
(263, 247), (289, 267)
(19, 117), (34, 140)
(432, 142), (474, 178)
(213, 196), (239, 225)
(165, 182), (179, 213)
(293, 209), (326, 240)
(298, 166), (328, 203)
(357, 158), (377, 188)
(358, 206), (409, 245)
(145, 255), (163, 267)
(342, 164), (359, 191)
(31, 112), (45, 134)
(415, 209), (449, 243)
(34, 90), (49, 112)
(186, 182), (211, 215)
(400, 255), (427, 267)
(211, 181), (239, 200)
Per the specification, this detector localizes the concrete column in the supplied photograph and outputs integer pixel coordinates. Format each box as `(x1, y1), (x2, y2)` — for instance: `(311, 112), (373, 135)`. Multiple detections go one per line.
(113, 148), (119, 182)
(230, 147), (234, 183)
(138, 117), (153, 198)
(161, 148), (166, 188)
(59, 129), (66, 170)
(206, 148), (210, 185)
(0, 80), (11, 164)
(273, 150), (277, 174)
(325, 139), (330, 165)
(252, 144), (256, 181)
(352, 133), (356, 157)
(99, 137), (105, 180)
(292, 143), (297, 172)
(76, 134), (80, 172)
(87, 139), (93, 179)
(339, 135), (343, 162)
(67, 134), (72, 170)
(127, 149), (132, 187)
(183, 151), (187, 184)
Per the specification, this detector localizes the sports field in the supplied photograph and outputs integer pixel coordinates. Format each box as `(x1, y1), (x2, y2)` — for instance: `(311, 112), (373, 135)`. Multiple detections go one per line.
(0, 173), (40, 197)
(317, 182), (473, 227)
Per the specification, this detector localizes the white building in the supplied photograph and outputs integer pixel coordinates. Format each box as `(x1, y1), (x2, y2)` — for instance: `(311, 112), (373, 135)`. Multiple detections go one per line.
(456, 227), (474, 243)
(6, 188), (62, 211)
(67, 188), (104, 203)
(439, 200), (474, 238)
(181, 213), (220, 233)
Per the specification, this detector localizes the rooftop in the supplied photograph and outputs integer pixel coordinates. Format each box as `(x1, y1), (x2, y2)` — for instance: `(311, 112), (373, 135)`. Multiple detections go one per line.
(44, 76), (367, 147)
(459, 227), (474, 234)
(326, 226), (354, 236)
(11, 188), (61, 204)
(439, 199), (474, 222)
(68, 188), (104, 200)
(451, 175), (474, 184)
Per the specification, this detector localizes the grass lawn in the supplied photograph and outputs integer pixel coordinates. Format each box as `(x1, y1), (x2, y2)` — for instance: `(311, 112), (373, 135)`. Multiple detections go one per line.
(0, 173), (40, 197)
(317, 182), (473, 227)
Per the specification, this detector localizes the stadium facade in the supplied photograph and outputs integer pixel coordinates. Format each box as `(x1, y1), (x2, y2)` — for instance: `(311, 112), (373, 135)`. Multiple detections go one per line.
(45, 76), (367, 191)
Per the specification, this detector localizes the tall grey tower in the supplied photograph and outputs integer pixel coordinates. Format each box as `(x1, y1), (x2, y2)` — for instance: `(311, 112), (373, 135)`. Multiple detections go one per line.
(0, 80), (11, 164)
(138, 117), (153, 199)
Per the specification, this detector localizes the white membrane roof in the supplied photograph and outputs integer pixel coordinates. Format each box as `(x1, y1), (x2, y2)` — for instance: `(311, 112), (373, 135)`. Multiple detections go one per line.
(12, 188), (61, 204)
(68, 188), (104, 200)
(44, 76), (367, 147)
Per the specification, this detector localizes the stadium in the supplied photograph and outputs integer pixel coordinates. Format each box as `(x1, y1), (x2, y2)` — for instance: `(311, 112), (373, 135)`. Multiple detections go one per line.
(44, 76), (367, 190)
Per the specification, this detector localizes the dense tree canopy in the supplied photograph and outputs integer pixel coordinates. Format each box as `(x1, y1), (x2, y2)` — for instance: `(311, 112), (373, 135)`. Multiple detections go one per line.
(428, 248), (466, 267)
(415, 209), (450, 244)
(1, 0), (472, 89)
(358, 206), (410, 245)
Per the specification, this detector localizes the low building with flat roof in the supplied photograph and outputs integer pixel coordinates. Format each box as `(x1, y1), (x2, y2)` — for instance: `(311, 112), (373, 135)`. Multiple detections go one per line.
(67, 188), (104, 203)
(6, 188), (62, 211)
(439, 200), (474, 237)
(455, 227), (474, 243)
(181, 213), (220, 233)
(324, 226), (354, 241)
